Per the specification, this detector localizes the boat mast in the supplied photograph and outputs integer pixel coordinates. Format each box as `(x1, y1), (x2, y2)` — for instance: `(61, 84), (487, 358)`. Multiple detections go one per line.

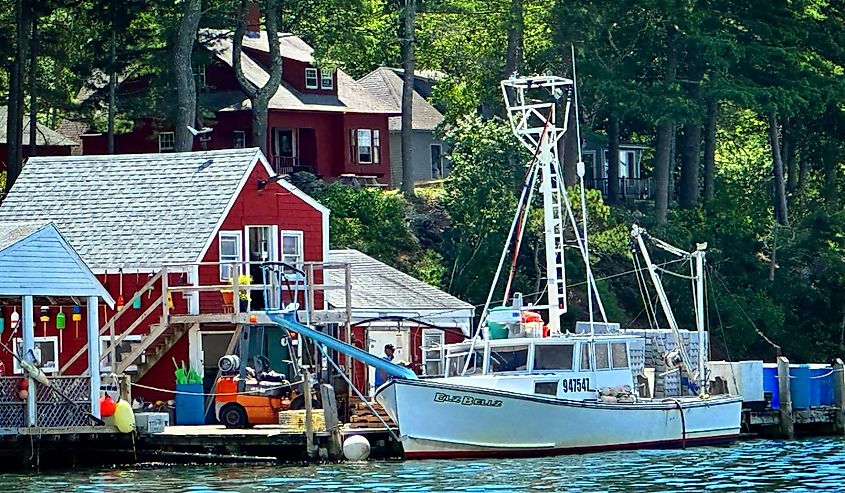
(501, 75), (572, 334)
(693, 243), (707, 393)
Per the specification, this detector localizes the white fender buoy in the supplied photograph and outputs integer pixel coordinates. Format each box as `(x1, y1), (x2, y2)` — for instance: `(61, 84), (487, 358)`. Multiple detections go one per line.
(342, 435), (371, 461)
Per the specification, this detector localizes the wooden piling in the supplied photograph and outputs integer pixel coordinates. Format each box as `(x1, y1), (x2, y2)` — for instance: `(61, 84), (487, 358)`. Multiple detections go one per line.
(320, 383), (343, 459)
(303, 371), (316, 459)
(834, 358), (845, 434)
(777, 356), (794, 439)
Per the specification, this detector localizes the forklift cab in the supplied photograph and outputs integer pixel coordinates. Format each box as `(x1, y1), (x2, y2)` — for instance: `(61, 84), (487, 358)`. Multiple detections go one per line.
(215, 324), (306, 428)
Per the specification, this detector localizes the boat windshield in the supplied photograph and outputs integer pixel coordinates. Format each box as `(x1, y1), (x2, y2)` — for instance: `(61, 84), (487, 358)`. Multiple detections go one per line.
(446, 348), (485, 376)
(533, 344), (574, 371)
(489, 345), (529, 373)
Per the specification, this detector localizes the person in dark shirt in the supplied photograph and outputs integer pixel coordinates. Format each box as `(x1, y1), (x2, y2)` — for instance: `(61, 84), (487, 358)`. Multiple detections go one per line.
(373, 344), (396, 388)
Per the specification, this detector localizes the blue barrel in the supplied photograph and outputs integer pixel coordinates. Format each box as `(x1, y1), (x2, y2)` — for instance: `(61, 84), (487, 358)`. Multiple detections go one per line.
(763, 364), (779, 409)
(175, 383), (205, 425)
(790, 365), (812, 409)
(810, 364), (834, 406)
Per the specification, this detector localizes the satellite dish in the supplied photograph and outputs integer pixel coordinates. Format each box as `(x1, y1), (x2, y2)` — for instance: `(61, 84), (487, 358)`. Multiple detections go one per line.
(187, 126), (213, 136)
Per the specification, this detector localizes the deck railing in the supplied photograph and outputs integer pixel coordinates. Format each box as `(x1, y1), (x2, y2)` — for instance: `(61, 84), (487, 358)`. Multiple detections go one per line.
(587, 177), (653, 200)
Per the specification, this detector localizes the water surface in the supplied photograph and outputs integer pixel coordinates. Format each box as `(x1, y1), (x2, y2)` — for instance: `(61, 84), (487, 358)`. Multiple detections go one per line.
(6, 437), (844, 492)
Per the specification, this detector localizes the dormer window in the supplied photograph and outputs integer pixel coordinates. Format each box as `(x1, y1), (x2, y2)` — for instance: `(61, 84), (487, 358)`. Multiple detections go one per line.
(305, 68), (318, 89)
(320, 69), (333, 90)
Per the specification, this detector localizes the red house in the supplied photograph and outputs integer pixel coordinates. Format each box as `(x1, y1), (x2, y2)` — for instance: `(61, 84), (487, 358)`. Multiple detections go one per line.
(79, 27), (397, 185)
(0, 148), (330, 401)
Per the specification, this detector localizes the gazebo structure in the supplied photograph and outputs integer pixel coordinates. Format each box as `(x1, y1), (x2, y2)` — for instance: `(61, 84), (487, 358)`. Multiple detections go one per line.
(0, 221), (113, 430)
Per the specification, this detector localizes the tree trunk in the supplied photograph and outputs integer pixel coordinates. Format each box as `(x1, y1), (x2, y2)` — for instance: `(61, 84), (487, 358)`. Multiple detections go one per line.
(607, 111), (620, 204)
(702, 98), (717, 203)
(5, 0), (27, 194)
(768, 112), (789, 227)
(174, 0), (202, 152)
(400, 0), (417, 197)
(783, 123), (797, 194)
(653, 27), (678, 223)
(107, 30), (117, 154)
(28, 14), (37, 156)
(503, 0), (524, 78)
(797, 145), (808, 195)
(678, 121), (701, 208)
(232, 0), (283, 158)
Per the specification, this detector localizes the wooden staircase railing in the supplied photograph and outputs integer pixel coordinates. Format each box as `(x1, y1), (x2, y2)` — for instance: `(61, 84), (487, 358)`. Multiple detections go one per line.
(60, 269), (165, 374)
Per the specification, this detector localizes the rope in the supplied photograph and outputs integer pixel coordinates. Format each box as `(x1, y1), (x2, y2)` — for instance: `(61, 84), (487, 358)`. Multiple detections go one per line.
(667, 398), (687, 449)
(130, 379), (304, 397)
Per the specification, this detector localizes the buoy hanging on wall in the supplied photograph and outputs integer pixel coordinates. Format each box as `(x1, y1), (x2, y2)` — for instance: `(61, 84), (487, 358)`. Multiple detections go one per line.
(116, 268), (125, 311)
(132, 269), (142, 309)
(0, 309), (5, 335)
(56, 308), (66, 353)
(40, 306), (50, 337)
(10, 307), (20, 334)
(72, 305), (82, 339)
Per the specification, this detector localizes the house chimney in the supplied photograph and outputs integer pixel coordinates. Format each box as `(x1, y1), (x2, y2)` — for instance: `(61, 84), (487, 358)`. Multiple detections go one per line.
(246, 1), (261, 36)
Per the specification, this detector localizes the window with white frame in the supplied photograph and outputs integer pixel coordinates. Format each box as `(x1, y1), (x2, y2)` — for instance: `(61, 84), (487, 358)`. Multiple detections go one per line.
(421, 329), (445, 376)
(100, 335), (144, 373)
(357, 129), (372, 163)
(233, 130), (246, 149)
(320, 68), (333, 90)
(219, 231), (243, 281)
(373, 129), (380, 163)
(13, 337), (58, 374)
(158, 132), (175, 152)
(193, 64), (207, 88)
(305, 68), (319, 89)
(280, 230), (304, 266)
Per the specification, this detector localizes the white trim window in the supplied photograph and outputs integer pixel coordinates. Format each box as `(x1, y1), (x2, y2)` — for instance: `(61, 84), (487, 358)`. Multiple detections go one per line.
(320, 68), (333, 90)
(233, 130), (246, 149)
(373, 129), (380, 164)
(193, 64), (207, 88)
(431, 143), (443, 178)
(13, 337), (59, 374)
(305, 68), (319, 89)
(158, 132), (175, 152)
(421, 329), (445, 376)
(280, 230), (304, 266)
(357, 129), (373, 164)
(219, 231), (243, 281)
(100, 335), (145, 372)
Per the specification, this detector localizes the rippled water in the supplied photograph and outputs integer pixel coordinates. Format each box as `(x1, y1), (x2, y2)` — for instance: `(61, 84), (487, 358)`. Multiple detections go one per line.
(5, 438), (845, 492)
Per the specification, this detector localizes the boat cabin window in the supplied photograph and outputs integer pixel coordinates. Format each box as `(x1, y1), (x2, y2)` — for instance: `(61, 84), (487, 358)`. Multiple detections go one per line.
(446, 349), (485, 376)
(580, 344), (591, 371)
(533, 344), (574, 371)
(489, 345), (529, 373)
(534, 381), (558, 396)
(611, 342), (629, 369)
(595, 343), (610, 370)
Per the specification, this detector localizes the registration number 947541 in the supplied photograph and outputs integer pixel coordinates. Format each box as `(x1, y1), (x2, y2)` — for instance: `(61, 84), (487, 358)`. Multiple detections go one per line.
(561, 377), (590, 393)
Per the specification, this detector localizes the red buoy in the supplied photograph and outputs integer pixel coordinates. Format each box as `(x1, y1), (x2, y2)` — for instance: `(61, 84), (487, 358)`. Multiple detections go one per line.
(100, 394), (117, 417)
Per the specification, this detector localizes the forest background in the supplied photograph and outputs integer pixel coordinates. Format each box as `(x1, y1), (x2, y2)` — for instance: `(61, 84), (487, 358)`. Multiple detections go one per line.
(2, 0), (845, 363)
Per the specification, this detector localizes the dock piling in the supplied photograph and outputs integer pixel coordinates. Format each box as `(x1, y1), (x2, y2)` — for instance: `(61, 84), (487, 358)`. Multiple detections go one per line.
(320, 383), (343, 459)
(777, 356), (794, 439)
(303, 370), (316, 459)
(834, 358), (845, 434)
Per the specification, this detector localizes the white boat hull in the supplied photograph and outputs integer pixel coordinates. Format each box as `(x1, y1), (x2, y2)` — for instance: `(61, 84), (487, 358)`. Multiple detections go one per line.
(375, 378), (742, 459)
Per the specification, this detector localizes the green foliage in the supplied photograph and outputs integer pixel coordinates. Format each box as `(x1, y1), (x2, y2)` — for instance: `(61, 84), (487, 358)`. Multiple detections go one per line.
(289, 174), (420, 271)
(411, 249), (446, 289)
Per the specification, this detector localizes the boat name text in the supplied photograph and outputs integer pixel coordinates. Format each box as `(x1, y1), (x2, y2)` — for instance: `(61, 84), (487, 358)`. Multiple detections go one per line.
(434, 392), (503, 408)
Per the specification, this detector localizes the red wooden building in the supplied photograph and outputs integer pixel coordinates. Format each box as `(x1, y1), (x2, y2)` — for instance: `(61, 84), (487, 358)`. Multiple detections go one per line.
(0, 148), (330, 401)
(78, 26), (397, 185)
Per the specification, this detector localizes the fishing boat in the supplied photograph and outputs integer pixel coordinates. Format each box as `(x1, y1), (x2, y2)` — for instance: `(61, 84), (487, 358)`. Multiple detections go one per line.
(373, 72), (742, 459)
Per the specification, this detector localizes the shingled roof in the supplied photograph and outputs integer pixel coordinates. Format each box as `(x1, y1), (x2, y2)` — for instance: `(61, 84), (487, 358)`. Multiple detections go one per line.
(0, 148), (324, 271)
(199, 30), (396, 115)
(357, 68), (445, 132)
(0, 106), (78, 147)
(325, 249), (474, 332)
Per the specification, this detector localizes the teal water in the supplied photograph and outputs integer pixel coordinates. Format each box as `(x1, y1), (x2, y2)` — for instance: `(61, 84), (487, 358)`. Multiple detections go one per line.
(5, 438), (845, 492)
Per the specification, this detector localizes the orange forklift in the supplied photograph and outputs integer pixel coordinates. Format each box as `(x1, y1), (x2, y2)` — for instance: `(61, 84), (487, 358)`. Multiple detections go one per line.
(214, 324), (321, 428)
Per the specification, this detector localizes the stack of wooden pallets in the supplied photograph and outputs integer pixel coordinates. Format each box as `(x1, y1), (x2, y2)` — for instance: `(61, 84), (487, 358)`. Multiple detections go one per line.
(346, 401), (396, 429)
(278, 409), (327, 433)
